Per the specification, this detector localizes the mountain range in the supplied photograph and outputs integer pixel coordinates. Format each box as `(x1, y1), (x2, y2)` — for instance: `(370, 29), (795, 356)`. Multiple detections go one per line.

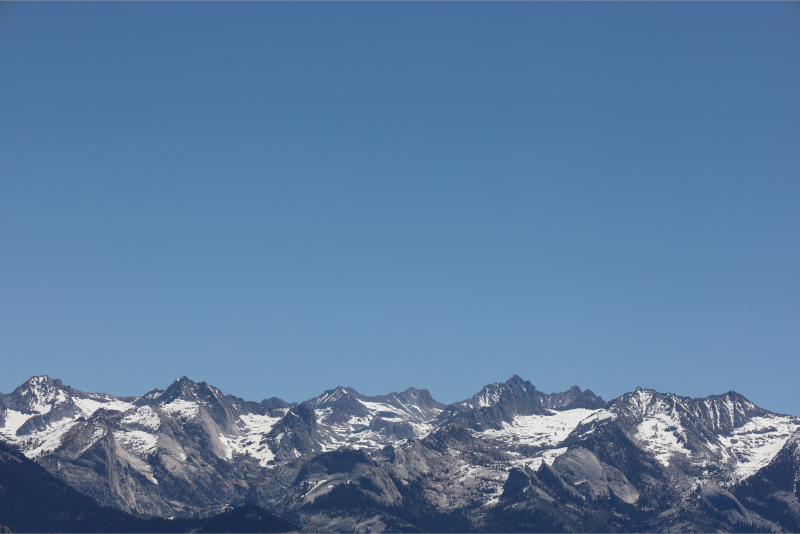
(1, 374), (799, 532)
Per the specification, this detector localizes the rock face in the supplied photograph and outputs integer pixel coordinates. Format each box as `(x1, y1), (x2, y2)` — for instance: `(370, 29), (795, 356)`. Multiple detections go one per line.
(731, 428), (800, 532)
(2, 374), (800, 532)
(550, 448), (639, 503)
(436, 375), (603, 425)
(0, 439), (298, 533)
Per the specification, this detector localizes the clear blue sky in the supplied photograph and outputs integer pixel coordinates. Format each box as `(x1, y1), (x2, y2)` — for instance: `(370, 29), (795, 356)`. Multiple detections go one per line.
(1, 3), (798, 415)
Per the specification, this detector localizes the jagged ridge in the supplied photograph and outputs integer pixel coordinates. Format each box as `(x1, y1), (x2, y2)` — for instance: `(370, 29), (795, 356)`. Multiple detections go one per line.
(1, 374), (799, 532)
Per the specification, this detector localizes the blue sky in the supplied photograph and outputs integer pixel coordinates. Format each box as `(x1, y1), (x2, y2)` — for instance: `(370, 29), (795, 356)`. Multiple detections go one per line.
(1, 3), (798, 414)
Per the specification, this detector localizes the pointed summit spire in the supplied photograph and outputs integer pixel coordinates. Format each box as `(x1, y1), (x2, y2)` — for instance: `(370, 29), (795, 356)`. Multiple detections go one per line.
(158, 376), (198, 405)
(7, 375), (65, 414)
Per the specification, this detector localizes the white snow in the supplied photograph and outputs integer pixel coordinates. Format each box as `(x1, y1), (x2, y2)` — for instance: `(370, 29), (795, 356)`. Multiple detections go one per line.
(626, 393), (800, 473)
(121, 406), (161, 431)
(21, 377), (63, 414)
(113, 438), (158, 484)
(481, 408), (614, 450)
(239, 413), (282, 435)
(474, 385), (503, 408)
(632, 389), (654, 415)
(512, 447), (568, 471)
(478, 393), (499, 408)
(314, 388), (350, 406)
(581, 409), (616, 426)
(79, 427), (108, 455)
(312, 396), (441, 453)
(0, 410), (31, 438)
(117, 430), (158, 456)
(724, 398), (736, 427)
(209, 413), (282, 466)
(160, 399), (199, 420)
(1, 405), (80, 459)
(73, 396), (134, 418)
(718, 414), (800, 480)
(217, 433), (235, 460)
(24, 418), (79, 458)
(483, 493), (502, 507)
(346, 415), (371, 428)
(360, 400), (409, 420)
(541, 447), (567, 465)
(634, 404), (689, 467)
(409, 420), (436, 438)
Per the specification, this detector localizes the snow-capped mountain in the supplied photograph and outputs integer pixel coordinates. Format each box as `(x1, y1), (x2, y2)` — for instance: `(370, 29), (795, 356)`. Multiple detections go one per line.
(443, 375), (603, 414)
(610, 387), (798, 481)
(306, 385), (445, 447)
(1, 374), (799, 532)
(0, 376), (447, 518)
(0, 375), (300, 516)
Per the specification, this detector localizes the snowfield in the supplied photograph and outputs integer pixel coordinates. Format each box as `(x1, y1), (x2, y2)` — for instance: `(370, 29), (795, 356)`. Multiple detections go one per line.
(719, 414), (800, 480)
(121, 406), (161, 431)
(160, 398), (200, 420)
(73, 395), (134, 417)
(634, 409), (690, 467)
(481, 408), (615, 450)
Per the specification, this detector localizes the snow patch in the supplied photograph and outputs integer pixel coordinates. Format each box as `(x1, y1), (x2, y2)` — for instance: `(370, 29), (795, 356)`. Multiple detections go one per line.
(211, 413), (281, 466)
(481, 408), (613, 450)
(719, 414), (800, 480)
(217, 433), (234, 460)
(23, 418), (79, 458)
(513, 447), (568, 471)
(634, 404), (689, 467)
(0, 410), (31, 438)
(73, 396), (134, 418)
(117, 430), (158, 456)
(121, 406), (161, 431)
(80, 427), (107, 455)
(160, 399), (199, 420)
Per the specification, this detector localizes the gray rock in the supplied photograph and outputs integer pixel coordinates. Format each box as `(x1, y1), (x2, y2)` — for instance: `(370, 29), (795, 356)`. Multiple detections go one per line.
(552, 448), (609, 500)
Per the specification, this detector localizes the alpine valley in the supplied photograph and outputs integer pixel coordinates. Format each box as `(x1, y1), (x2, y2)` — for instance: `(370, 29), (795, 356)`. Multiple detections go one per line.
(2, 375), (800, 533)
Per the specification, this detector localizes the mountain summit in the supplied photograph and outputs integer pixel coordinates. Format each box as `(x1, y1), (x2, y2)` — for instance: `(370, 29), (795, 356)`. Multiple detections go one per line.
(1, 374), (799, 532)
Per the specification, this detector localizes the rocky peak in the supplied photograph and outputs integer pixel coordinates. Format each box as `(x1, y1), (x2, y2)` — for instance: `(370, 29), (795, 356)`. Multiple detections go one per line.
(503, 375), (541, 402)
(260, 396), (296, 414)
(442, 376), (604, 417)
(615, 387), (763, 428)
(544, 384), (605, 409)
(308, 386), (357, 409)
(388, 387), (446, 414)
(505, 374), (535, 390)
(20, 376), (59, 397)
(694, 390), (766, 432)
(157, 376), (199, 405)
(133, 388), (164, 407)
(5, 376), (68, 414)
(3, 374), (800, 532)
